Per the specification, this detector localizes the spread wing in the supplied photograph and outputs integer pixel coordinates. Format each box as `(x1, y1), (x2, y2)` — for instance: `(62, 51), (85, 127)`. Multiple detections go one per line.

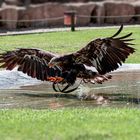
(73, 25), (135, 74)
(0, 48), (61, 81)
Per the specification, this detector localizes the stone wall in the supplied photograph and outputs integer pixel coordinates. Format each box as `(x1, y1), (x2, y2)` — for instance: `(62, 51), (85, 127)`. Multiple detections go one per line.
(4, 0), (104, 6)
(0, 1), (140, 29)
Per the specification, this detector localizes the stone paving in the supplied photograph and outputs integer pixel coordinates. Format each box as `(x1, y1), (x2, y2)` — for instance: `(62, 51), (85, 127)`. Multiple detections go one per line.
(0, 24), (140, 36)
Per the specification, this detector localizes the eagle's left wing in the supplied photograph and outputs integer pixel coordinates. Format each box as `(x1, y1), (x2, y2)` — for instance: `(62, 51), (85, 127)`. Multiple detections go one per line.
(0, 48), (61, 81)
(73, 25), (135, 74)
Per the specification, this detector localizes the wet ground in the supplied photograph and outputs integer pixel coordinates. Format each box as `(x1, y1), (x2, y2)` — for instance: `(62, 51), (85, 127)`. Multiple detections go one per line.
(0, 64), (140, 109)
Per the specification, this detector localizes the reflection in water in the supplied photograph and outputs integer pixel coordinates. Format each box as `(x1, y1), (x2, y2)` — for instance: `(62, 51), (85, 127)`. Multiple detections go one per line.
(0, 64), (140, 109)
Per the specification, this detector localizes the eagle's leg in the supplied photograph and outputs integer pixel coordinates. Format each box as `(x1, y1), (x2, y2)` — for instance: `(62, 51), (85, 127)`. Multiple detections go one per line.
(61, 70), (78, 85)
(90, 74), (112, 84)
(51, 68), (81, 93)
(81, 69), (112, 84)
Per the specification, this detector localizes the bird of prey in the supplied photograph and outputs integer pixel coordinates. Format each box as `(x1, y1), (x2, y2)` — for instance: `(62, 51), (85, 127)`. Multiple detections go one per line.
(0, 25), (135, 93)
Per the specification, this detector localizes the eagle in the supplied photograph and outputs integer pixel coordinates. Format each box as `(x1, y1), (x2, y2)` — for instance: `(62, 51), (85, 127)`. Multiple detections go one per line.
(0, 25), (135, 93)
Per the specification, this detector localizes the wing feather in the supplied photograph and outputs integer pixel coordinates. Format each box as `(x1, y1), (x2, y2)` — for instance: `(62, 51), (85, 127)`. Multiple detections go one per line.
(31, 59), (36, 78)
(0, 48), (60, 81)
(74, 25), (135, 74)
(111, 24), (123, 38)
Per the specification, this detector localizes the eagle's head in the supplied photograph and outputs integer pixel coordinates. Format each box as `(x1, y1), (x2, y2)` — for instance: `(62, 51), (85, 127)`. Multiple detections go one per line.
(48, 56), (65, 68)
(48, 55), (73, 68)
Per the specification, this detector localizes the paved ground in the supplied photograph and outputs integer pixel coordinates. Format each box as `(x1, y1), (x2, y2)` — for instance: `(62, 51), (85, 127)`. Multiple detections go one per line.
(0, 24), (140, 36)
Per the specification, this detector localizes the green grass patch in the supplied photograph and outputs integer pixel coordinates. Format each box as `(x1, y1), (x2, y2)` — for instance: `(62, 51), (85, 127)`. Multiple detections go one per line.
(0, 108), (140, 140)
(0, 26), (139, 63)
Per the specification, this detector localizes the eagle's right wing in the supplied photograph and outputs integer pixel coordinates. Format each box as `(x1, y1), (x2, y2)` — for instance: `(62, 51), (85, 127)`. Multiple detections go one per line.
(0, 48), (61, 81)
(73, 25), (135, 74)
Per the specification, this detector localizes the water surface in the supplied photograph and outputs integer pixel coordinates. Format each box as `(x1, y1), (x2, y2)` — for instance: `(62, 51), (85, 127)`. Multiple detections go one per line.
(0, 64), (140, 109)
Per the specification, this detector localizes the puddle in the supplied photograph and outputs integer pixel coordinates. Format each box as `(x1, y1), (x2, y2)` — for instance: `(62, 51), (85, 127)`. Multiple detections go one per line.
(0, 64), (140, 109)
(0, 68), (41, 89)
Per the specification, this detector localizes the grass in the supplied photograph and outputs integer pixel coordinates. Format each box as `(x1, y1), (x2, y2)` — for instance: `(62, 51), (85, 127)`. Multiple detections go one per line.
(0, 26), (140, 63)
(0, 26), (140, 140)
(0, 108), (140, 140)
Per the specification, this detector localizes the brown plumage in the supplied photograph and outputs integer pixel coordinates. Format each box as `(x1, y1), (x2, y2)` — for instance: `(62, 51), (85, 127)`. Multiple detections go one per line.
(0, 25), (135, 93)
(74, 25), (135, 74)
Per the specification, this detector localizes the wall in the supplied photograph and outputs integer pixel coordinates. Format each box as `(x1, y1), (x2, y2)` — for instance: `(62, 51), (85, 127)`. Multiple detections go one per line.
(0, 1), (140, 29)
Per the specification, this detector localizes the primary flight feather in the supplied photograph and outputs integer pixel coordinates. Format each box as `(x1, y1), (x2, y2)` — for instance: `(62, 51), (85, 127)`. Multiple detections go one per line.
(0, 25), (135, 93)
